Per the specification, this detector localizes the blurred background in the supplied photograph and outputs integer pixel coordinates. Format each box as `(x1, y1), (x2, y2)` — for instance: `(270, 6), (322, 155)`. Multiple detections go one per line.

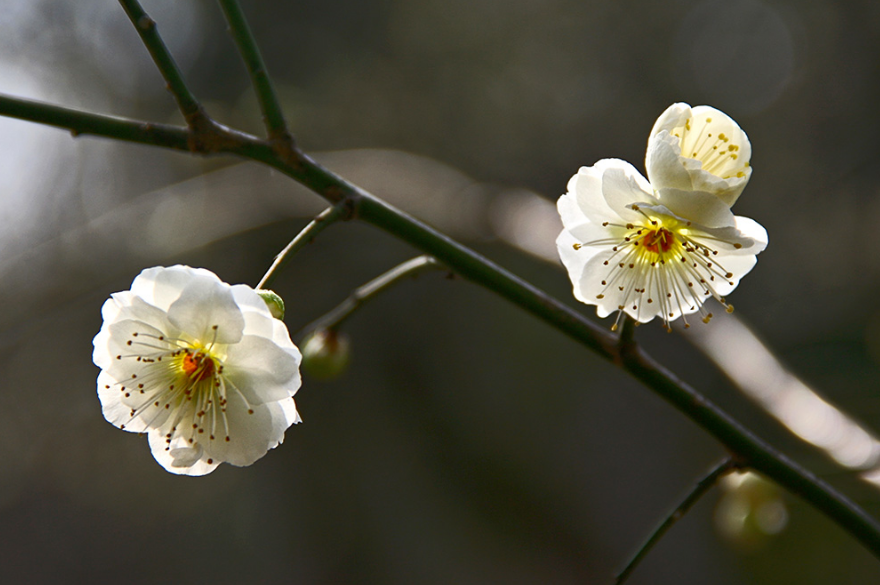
(2, 0), (880, 583)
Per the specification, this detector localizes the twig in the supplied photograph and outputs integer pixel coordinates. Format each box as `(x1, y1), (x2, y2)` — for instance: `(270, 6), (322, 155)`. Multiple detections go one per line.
(217, 0), (292, 144)
(615, 458), (737, 584)
(118, 0), (205, 124)
(257, 203), (350, 290)
(297, 255), (444, 337)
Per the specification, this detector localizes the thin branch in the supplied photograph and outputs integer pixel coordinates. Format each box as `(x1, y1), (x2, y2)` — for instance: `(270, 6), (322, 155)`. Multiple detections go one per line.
(615, 458), (737, 584)
(0, 93), (190, 150)
(118, 0), (205, 124)
(297, 255), (444, 337)
(257, 203), (350, 290)
(3, 92), (880, 558)
(217, 0), (292, 144)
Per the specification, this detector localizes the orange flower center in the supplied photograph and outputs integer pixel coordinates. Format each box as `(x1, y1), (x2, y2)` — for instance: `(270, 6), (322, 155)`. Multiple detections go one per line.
(182, 351), (215, 381)
(640, 228), (675, 254)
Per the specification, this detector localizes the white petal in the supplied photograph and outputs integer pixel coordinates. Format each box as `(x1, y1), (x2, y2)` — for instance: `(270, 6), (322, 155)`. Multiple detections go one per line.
(166, 274), (245, 343)
(598, 160), (657, 216)
(130, 265), (221, 308)
(224, 334), (302, 404)
(202, 395), (297, 467)
(557, 229), (600, 305)
(646, 130), (694, 192)
(649, 102), (693, 137)
(734, 215), (769, 250)
(147, 432), (221, 476)
(97, 371), (135, 430)
(656, 187), (736, 228)
(706, 253), (758, 297)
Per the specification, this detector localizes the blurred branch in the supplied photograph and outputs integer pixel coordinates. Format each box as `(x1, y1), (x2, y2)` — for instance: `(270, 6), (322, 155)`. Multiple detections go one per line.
(615, 458), (737, 584)
(297, 255), (445, 336)
(118, 0), (206, 125)
(0, 5), (879, 561)
(257, 203), (350, 290)
(218, 0), (293, 145)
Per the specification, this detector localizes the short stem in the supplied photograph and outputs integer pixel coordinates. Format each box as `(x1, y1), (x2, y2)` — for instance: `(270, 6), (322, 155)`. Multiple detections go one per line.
(618, 315), (637, 349)
(614, 458), (737, 584)
(118, 0), (205, 124)
(298, 255), (444, 336)
(257, 203), (350, 291)
(217, 0), (292, 143)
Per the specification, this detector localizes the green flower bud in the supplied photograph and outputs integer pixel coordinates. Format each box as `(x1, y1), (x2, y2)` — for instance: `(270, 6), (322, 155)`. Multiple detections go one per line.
(256, 289), (285, 320)
(301, 329), (350, 380)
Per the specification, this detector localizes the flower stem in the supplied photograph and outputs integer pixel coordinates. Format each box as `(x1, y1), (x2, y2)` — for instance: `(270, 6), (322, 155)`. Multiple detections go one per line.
(217, 0), (292, 144)
(615, 458), (737, 585)
(297, 255), (444, 336)
(118, 0), (206, 124)
(618, 315), (638, 349)
(257, 203), (350, 291)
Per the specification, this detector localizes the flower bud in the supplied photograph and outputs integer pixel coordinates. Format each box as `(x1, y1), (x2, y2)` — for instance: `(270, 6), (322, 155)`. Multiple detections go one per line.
(256, 289), (285, 320)
(714, 471), (788, 549)
(301, 329), (351, 380)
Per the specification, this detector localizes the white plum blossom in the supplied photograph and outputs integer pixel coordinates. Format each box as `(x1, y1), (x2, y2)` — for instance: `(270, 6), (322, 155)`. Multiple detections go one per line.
(93, 265), (302, 476)
(557, 104), (767, 331)
(646, 102), (752, 207)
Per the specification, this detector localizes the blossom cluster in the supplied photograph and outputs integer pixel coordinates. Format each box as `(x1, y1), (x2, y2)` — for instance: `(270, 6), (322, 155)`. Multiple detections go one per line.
(557, 103), (768, 330)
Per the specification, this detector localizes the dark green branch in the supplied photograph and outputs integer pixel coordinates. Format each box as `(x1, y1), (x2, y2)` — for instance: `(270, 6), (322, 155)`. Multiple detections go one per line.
(0, 93), (191, 150)
(118, 0), (205, 124)
(615, 458), (737, 584)
(217, 0), (292, 144)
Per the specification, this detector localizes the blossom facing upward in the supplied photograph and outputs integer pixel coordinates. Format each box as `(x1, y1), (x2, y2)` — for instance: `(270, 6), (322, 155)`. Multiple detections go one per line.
(557, 104), (767, 330)
(646, 102), (752, 207)
(93, 265), (302, 476)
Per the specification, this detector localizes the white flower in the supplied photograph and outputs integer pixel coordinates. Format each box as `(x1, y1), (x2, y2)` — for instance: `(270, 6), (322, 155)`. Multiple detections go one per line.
(557, 158), (767, 330)
(93, 265), (302, 476)
(646, 102), (752, 207)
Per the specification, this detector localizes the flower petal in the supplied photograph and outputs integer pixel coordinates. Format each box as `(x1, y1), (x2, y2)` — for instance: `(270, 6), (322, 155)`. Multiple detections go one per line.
(224, 334), (302, 405)
(656, 187), (736, 228)
(147, 432), (221, 476)
(200, 396), (299, 467)
(166, 274), (245, 344)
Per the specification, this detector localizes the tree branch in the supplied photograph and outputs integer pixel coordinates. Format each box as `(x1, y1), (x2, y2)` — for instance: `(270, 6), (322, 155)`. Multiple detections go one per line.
(217, 0), (293, 145)
(118, 0), (206, 124)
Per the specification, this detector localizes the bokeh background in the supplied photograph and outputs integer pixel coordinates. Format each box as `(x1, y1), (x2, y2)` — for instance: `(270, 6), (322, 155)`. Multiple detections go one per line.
(2, 0), (880, 583)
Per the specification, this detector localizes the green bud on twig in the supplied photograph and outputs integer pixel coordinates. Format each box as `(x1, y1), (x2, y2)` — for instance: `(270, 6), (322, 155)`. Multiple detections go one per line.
(256, 289), (285, 320)
(301, 329), (351, 380)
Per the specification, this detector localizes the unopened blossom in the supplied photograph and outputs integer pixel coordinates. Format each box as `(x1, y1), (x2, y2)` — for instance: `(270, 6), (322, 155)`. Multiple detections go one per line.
(93, 265), (302, 476)
(557, 105), (767, 330)
(646, 102), (752, 207)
